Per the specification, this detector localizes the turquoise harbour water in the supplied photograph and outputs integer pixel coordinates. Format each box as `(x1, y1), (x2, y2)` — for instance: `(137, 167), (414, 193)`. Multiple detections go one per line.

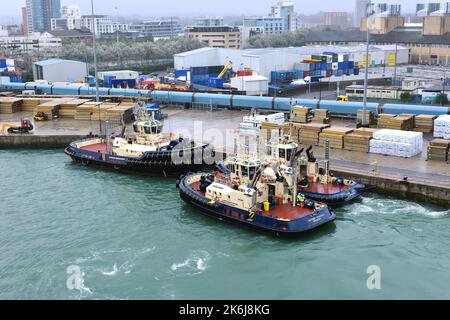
(1, 149), (450, 300)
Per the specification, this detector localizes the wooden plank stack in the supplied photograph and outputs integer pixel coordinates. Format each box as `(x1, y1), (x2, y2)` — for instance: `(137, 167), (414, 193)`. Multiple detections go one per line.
(291, 122), (330, 145)
(386, 115), (415, 131)
(378, 114), (396, 129)
(344, 128), (379, 152)
(21, 98), (50, 112)
(414, 115), (436, 133)
(34, 100), (63, 118)
(0, 97), (22, 113)
(75, 103), (95, 120)
(312, 109), (330, 124)
(427, 139), (450, 162)
(290, 106), (312, 123)
(319, 127), (354, 149)
(105, 105), (134, 122)
(357, 109), (376, 125)
(59, 99), (91, 118)
(91, 103), (117, 121)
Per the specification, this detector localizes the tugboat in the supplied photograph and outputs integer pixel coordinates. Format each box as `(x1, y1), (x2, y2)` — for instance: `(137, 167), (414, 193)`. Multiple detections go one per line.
(218, 112), (365, 206)
(65, 106), (212, 175)
(177, 137), (336, 237)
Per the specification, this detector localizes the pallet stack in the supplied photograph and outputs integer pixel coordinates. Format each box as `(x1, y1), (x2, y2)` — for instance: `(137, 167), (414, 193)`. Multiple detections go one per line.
(357, 109), (376, 125)
(378, 114), (396, 129)
(59, 99), (91, 118)
(427, 139), (450, 162)
(312, 109), (330, 124)
(344, 128), (379, 152)
(0, 97), (22, 113)
(290, 106), (312, 123)
(414, 115), (436, 133)
(319, 127), (354, 149)
(291, 123), (330, 145)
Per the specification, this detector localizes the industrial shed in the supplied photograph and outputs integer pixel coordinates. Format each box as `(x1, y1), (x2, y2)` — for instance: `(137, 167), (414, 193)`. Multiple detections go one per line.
(33, 59), (87, 83)
(174, 45), (410, 79)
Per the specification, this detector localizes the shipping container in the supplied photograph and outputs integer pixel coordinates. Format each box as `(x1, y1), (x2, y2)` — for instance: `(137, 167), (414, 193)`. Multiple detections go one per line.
(111, 79), (136, 89)
(103, 75), (116, 87)
(175, 69), (189, 78)
(208, 77), (224, 88)
(354, 68), (360, 76)
(0, 59), (6, 68)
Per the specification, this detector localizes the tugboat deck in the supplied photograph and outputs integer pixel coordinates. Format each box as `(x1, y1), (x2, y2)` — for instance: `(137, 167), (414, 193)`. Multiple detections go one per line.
(80, 143), (107, 153)
(189, 181), (313, 220)
(300, 182), (349, 194)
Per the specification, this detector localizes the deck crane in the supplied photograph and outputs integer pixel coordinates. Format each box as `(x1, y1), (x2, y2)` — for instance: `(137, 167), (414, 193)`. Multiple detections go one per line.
(217, 61), (233, 79)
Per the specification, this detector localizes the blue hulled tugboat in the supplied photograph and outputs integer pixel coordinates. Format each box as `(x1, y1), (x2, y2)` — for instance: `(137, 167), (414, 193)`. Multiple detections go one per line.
(177, 139), (336, 237)
(65, 107), (212, 176)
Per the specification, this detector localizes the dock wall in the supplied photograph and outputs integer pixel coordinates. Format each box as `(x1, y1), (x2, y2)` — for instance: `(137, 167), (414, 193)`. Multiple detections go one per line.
(0, 135), (87, 149)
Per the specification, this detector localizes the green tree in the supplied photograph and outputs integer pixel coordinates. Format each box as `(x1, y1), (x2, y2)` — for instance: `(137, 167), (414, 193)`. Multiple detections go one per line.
(400, 92), (411, 102)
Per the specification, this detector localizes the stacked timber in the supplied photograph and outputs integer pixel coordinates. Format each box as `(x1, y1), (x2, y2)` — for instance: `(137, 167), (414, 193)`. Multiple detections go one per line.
(35, 100), (64, 118)
(21, 98), (51, 112)
(291, 123), (330, 145)
(0, 91), (15, 97)
(427, 139), (450, 162)
(0, 97), (22, 113)
(75, 103), (96, 120)
(378, 114), (396, 129)
(312, 109), (330, 124)
(290, 106), (312, 123)
(344, 128), (379, 152)
(319, 127), (353, 149)
(414, 115), (436, 133)
(91, 103), (117, 121)
(357, 109), (375, 125)
(386, 115), (415, 131)
(59, 99), (91, 118)
(105, 105), (134, 122)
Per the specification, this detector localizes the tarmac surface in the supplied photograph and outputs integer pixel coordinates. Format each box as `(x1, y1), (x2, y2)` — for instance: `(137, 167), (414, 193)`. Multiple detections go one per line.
(1, 106), (449, 183)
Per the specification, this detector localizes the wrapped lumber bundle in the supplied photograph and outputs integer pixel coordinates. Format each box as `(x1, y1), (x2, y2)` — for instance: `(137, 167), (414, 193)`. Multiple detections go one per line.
(91, 103), (118, 121)
(0, 97), (22, 113)
(370, 129), (423, 158)
(105, 105), (134, 122)
(414, 115), (436, 133)
(75, 103), (96, 120)
(344, 128), (379, 152)
(378, 114), (396, 129)
(292, 123), (330, 145)
(312, 109), (330, 124)
(319, 127), (354, 149)
(434, 115), (450, 139)
(0, 91), (14, 97)
(290, 106), (312, 124)
(21, 98), (50, 112)
(357, 109), (375, 125)
(427, 139), (450, 162)
(386, 115), (415, 131)
(35, 100), (63, 118)
(59, 99), (91, 118)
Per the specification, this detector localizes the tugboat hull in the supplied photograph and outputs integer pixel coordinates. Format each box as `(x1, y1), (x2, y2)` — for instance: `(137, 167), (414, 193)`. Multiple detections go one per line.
(298, 182), (365, 207)
(65, 140), (213, 176)
(177, 174), (336, 237)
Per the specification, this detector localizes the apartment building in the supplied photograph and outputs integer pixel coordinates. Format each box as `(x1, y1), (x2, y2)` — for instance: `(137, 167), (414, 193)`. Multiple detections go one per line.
(185, 26), (241, 49)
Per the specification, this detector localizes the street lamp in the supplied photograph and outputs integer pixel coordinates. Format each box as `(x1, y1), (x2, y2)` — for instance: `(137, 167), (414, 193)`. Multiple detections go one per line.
(362, 0), (372, 127)
(91, 0), (101, 134)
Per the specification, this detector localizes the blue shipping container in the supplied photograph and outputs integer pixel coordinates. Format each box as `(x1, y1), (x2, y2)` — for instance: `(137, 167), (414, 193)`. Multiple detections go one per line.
(208, 77), (224, 88)
(191, 66), (209, 75)
(0, 59), (6, 68)
(175, 69), (189, 78)
(103, 75), (116, 87)
(354, 68), (360, 76)
(111, 79), (136, 89)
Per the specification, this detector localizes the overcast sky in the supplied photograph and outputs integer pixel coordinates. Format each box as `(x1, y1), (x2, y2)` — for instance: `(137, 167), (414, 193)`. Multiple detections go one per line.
(0, 0), (424, 19)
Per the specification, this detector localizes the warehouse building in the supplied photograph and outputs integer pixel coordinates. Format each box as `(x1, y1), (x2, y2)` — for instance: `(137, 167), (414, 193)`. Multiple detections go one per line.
(174, 45), (410, 79)
(33, 59), (87, 83)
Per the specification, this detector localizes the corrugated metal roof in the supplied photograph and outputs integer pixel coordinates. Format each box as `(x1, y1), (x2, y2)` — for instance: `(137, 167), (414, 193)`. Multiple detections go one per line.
(34, 59), (85, 66)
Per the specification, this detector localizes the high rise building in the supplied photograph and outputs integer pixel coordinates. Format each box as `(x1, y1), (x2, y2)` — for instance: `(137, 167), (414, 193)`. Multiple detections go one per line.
(355, 0), (369, 27)
(270, 1), (298, 31)
(22, 7), (29, 35)
(325, 12), (350, 28)
(25, 0), (61, 33)
(195, 17), (224, 27)
(51, 5), (81, 30)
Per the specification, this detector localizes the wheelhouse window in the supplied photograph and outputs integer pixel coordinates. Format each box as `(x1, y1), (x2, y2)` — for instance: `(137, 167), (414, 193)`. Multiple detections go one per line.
(144, 126), (151, 134)
(241, 165), (249, 177)
(286, 148), (292, 162)
(279, 148), (286, 159)
(249, 166), (256, 180)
